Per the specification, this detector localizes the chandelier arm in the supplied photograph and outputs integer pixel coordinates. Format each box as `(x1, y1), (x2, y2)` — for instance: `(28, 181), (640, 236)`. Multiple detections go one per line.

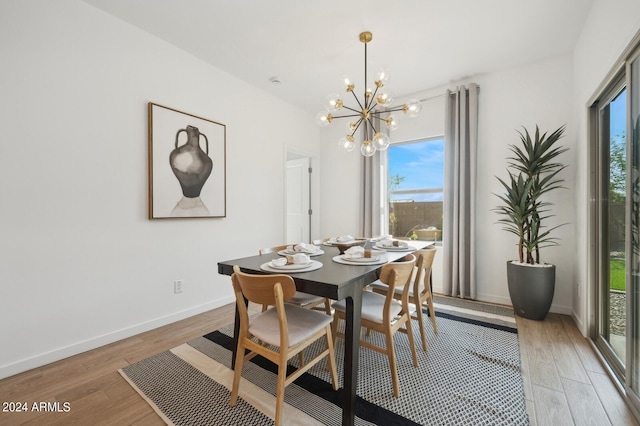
(351, 118), (365, 135)
(349, 89), (366, 112)
(366, 86), (380, 109)
(384, 106), (406, 113)
(340, 105), (362, 114)
(366, 116), (379, 134)
(332, 112), (363, 119)
(370, 109), (390, 117)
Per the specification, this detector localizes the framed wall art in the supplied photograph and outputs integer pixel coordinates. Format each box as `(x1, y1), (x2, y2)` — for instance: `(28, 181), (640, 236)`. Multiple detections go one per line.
(148, 102), (226, 219)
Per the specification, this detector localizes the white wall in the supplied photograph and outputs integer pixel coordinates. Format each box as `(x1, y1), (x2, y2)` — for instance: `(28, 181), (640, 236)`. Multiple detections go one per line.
(320, 55), (576, 311)
(473, 55), (575, 309)
(0, 0), (319, 379)
(572, 0), (640, 333)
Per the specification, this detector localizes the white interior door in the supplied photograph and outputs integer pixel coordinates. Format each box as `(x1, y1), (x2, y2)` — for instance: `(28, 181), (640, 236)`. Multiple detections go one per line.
(286, 157), (310, 243)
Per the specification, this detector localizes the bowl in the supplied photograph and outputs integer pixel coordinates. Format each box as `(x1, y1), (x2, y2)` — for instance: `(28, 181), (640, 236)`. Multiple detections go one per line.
(334, 239), (367, 254)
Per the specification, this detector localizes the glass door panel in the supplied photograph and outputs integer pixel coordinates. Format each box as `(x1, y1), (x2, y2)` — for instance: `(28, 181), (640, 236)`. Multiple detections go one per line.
(607, 88), (628, 363)
(629, 52), (640, 398)
(595, 80), (627, 378)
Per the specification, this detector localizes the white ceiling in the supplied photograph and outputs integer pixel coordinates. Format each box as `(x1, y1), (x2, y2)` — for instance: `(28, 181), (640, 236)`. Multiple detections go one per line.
(83, 0), (594, 114)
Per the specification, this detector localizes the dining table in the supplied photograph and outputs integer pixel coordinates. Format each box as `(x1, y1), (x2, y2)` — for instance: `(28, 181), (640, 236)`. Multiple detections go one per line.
(217, 239), (431, 426)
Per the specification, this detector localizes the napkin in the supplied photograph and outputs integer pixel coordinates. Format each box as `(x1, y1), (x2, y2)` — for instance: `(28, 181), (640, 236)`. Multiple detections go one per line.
(287, 243), (319, 254)
(379, 238), (408, 248)
(344, 247), (384, 259)
(344, 246), (365, 258)
(330, 235), (355, 243)
(271, 253), (310, 266)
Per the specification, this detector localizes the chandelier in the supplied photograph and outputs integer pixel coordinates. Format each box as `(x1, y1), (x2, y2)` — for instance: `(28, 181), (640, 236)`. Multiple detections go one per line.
(316, 31), (422, 157)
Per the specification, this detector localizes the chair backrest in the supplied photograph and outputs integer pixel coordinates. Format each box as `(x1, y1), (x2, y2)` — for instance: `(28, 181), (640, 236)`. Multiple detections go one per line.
(232, 265), (296, 306)
(413, 247), (436, 293)
(258, 244), (289, 255)
(378, 253), (416, 293)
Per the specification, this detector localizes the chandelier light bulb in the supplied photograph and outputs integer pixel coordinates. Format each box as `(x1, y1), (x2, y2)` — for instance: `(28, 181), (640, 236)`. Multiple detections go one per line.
(375, 69), (389, 86)
(376, 91), (393, 106)
(325, 94), (343, 111)
(404, 99), (422, 117)
(342, 75), (355, 92)
(316, 111), (332, 127)
(365, 87), (373, 100)
(339, 135), (356, 152)
(385, 115), (399, 130)
(373, 132), (390, 151)
(360, 140), (377, 157)
(346, 120), (359, 132)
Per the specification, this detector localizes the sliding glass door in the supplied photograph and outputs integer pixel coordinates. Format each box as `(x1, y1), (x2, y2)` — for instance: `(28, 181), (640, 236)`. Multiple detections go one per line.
(594, 78), (627, 378)
(629, 49), (640, 407)
(592, 45), (640, 417)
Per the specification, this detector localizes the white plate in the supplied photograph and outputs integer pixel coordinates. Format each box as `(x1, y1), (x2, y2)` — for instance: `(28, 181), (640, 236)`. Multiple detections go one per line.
(260, 260), (323, 273)
(323, 239), (362, 246)
(332, 255), (387, 266)
(341, 255), (381, 263)
(373, 244), (415, 252)
(278, 249), (324, 257)
(269, 261), (313, 270)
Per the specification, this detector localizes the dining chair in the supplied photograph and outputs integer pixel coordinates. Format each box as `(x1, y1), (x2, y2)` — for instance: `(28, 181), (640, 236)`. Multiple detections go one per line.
(370, 247), (438, 351)
(230, 265), (339, 426)
(331, 253), (418, 397)
(259, 245), (332, 315)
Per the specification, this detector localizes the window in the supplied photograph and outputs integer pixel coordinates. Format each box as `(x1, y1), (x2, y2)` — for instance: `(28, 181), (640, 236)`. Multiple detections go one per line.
(386, 137), (444, 240)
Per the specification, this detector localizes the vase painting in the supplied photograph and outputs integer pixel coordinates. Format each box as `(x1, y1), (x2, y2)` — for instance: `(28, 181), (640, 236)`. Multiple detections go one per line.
(148, 103), (226, 219)
(169, 125), (213, 217)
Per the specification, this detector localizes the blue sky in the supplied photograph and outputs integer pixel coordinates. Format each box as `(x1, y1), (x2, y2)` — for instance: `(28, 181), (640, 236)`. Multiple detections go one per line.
(610, 88), (627, 140)
(388, 138), (444, 202)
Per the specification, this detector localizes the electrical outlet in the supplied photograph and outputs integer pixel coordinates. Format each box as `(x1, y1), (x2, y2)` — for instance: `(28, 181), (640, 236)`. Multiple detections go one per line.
(174, 280), (183, 294)
(576, 282), (580, 299)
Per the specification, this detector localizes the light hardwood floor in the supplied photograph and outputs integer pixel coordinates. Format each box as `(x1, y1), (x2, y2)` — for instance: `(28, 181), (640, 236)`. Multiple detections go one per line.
(0, 303), (638, 425)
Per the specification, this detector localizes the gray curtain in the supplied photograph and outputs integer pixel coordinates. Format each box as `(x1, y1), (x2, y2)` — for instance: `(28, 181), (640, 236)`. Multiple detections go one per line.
(443, 84), (479, 299)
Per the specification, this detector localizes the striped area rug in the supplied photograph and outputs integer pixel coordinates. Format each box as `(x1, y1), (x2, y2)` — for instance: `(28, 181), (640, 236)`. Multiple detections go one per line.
(120, 297), (528, 425)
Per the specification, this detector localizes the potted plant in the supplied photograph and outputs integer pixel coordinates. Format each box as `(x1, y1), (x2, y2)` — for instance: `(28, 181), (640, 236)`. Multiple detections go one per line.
(494, 125), (568, 320)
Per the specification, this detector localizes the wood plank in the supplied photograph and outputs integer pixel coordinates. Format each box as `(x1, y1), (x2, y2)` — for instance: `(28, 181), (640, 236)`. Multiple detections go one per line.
(526, 399), (538, 426)
(559, 315), (607, 375)
(545, 314), (590, 384)
(518, 326), (534, 401)
(532, 384), (574, 425)
(517, 316), (563, 391)
(588, 370), (639, 426)
(561, 377), (611, 425)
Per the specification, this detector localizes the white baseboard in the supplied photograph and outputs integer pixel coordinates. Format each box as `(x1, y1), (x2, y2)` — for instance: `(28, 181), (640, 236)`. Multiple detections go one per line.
(0, 296), (234, 380)
(570, 309), (587, 336)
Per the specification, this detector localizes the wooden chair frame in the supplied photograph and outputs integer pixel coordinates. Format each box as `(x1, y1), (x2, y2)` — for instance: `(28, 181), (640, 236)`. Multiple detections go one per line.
(230, 265), (338, 426)
(372, 248), (438, 351)
(332, 254), (418, 397)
